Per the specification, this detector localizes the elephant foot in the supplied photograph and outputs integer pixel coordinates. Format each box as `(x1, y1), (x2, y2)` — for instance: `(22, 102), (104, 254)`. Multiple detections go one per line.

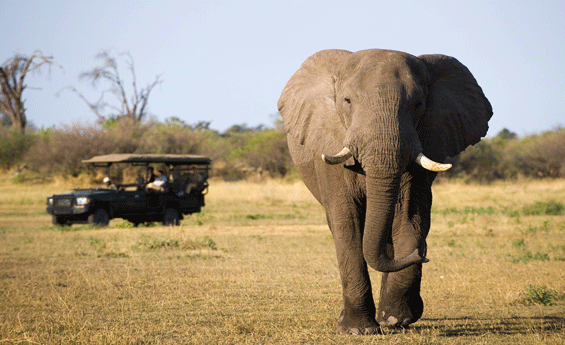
(377, 294), (423, 328)
(377, 313), (412, 328)
(336, 309), (382, 335)
(337, 325), (381, 335)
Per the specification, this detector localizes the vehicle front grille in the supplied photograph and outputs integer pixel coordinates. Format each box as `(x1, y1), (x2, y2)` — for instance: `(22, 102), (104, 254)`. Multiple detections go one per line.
(55, 198), (72, 207)
(53, 197), (73, 214)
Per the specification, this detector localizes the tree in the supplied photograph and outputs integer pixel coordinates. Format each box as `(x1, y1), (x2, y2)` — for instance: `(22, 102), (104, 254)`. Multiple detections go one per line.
(222, 123), (265, 136)
(496, 128), (518, 140)
(0, 51), (61, 133)
(64, 50), (162, 124)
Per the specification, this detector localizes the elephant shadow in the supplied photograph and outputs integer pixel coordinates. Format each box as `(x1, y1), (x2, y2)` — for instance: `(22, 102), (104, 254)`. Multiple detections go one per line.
(393, 316), (565, 337)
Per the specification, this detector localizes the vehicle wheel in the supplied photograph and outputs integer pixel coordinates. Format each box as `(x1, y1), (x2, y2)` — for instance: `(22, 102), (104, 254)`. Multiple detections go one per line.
(88, 209), (110, 227)
(162, 208), (180, 226)
(52, 215), (69, 226)
(128, 219), (144, 227)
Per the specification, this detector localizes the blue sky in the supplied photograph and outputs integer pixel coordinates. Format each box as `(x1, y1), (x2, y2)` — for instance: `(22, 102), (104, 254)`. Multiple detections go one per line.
(1, 0), (564, 137)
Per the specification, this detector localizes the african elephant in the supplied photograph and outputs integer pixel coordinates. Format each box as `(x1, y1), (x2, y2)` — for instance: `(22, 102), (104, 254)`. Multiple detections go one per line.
(278, 49), (492, 334)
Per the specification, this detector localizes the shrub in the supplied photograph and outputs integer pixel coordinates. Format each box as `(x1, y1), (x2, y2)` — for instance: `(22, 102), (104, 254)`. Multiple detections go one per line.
(510, 251), (550, 263)
(445, 140), (502, 182)
(502, 128), (565, 179)
(443, 128), (565, 182)
(103, 118), (149, 153)
(521, 284), (560, 306)
(134, 234), (217, 251)
(523, 200), (564, 216)
(0, 127), (36, 169)
(231, 128), (291, 177)
(135, 120), (228, 160)
(25, 123), (113, 176)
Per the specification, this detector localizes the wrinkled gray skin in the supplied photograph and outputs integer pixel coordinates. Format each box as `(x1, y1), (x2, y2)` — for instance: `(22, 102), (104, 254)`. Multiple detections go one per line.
(278, 49), (492, 334)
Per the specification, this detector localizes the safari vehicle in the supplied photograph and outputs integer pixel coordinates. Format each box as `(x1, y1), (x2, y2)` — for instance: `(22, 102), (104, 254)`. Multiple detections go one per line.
(46, 154), (211, 227)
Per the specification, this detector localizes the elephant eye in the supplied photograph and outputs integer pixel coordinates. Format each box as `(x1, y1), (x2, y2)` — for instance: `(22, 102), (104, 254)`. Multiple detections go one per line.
(344, 97), (351, 104)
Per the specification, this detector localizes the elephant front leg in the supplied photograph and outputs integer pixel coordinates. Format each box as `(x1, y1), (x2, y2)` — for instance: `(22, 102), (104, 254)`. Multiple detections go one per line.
(376, 168), (431, 327)
(376, 223), (426, 327)
(328, 212), (380, 335)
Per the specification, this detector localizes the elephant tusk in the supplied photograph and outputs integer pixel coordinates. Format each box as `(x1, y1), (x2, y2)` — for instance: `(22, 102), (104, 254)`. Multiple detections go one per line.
(322, 147), (352, 165)
(415, 153), (452, 172)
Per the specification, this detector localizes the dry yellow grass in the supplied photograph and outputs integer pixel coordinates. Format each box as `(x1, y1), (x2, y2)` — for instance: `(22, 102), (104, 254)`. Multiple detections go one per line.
(1, 177), (565, 344)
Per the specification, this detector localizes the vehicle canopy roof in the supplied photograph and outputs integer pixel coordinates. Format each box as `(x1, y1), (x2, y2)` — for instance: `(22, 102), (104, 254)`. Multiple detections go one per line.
(82, 154), (211, 167)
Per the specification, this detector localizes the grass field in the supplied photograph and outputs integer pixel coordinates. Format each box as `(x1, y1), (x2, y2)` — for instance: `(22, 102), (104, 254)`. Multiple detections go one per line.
(1, 177), (565, 344)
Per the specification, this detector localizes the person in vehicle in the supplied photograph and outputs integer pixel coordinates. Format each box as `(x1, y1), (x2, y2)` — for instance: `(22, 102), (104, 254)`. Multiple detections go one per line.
(103, 176), (116, 189)
(187, 167), (205, 193)
(144, 167), (156, 183)
(146, 170), (168, 191)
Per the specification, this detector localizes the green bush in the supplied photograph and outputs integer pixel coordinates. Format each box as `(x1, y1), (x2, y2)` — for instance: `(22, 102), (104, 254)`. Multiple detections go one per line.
(0, 127), (36, 169)
(444, 128), (565, 182)
(521, 284), (560, 306)
(450, 140), (502, 182)
(134, 234), (217, 251)
(25, 123), (113, 176)
(505, 129), (565, 179)
(231, 128), (291, 177)
(523, 200), (564, 216)
(510, 251), (550, 263)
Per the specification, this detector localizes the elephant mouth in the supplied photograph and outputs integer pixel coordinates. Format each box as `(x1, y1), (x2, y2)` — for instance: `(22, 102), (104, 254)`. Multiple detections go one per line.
(344, 157), (366, 175)
(321, 147), (452, 172)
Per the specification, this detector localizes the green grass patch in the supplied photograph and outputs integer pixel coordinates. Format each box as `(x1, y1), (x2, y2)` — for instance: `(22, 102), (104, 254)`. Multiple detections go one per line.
(435, 201), (565, 218)
(510, 251), (550, 263)
(433, 206), (497, 216)
(523, 200), (565, 216)
(520, 284), (562, 306)
(134, 234), (217, 251)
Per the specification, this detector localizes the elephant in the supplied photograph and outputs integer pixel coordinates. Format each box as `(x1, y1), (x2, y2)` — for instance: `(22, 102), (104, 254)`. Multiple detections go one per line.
(277, 49), (492, 334)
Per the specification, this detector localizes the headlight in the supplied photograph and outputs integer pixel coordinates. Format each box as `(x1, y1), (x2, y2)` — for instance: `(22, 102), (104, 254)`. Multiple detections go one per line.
(48, 198), (53, 205)
(76, 197), (91, 206)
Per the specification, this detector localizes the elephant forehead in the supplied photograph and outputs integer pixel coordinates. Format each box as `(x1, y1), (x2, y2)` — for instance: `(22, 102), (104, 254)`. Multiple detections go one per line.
(360, 64), (418, 89)
(341, 54), (424, 98)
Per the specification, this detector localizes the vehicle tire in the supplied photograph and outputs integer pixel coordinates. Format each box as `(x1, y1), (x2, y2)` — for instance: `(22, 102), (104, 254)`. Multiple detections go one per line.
(88, 209), (110, 227)
(162, 208), (180, 226)
(52, 215), (69, 226)
(128, 218), (145, 227)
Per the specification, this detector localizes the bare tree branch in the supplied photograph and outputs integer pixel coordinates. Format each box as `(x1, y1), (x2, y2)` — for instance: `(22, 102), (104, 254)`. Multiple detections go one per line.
(66, 50), (162, 125)
(0, 51), (62, 133)
(58, 86), (106, 124)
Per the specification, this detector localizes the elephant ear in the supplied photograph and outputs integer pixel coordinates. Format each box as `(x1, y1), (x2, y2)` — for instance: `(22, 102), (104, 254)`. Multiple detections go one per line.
(417, 54), (493, 162)
(278, 50), (352, 155)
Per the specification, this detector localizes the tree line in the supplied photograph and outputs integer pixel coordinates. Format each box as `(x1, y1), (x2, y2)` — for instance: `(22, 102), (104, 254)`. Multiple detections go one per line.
(0, 117), (291, 182)
(442, 127), (565, 182)
(2, 50), (565, 183)
(2, 120), (565, 183)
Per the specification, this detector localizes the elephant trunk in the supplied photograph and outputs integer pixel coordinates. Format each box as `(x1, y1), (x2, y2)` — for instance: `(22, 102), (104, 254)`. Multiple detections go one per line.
(331, 86), (433, 273)
(362, 170), (428, 273)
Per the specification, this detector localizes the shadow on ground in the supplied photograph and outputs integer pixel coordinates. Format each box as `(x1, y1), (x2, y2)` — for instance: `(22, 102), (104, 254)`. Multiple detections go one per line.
(408, 316), (565, 337)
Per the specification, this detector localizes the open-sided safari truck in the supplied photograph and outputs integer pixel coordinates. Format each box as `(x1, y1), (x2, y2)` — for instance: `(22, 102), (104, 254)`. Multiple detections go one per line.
(46, 154), (211, 227)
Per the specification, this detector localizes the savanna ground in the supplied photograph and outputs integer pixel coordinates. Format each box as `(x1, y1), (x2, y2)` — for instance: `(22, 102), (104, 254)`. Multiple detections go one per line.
(1, 176), (565, 344)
